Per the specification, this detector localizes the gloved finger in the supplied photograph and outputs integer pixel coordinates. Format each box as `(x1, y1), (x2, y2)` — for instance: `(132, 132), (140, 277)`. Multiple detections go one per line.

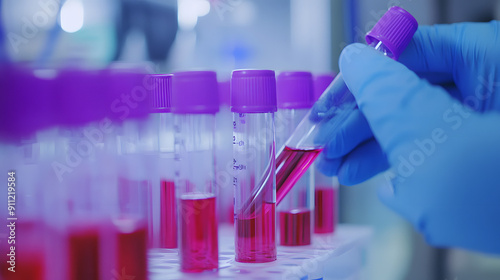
(398, 22), (499, 74)
(336, 139), (389, 186)
(415, 73), (461, 101)
(322, 109), (373, 159)
(316, 153), (342, 177)
(340, 43), (455, 162)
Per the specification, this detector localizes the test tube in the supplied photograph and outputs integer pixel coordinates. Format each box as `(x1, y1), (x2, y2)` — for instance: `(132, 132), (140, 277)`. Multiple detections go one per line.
(0, 69), (56, 280)
(275, 7), (418, 205)
(172, 71), (219, 272)
(54, 70), (112, 280)
(232, 69), (277, 263)
(276, 71), (315, 246)
(215, 79), (235, 224)
(150, 74), (177, 248)
(108, 68), (150, 280)
(313, 73), (339, 234)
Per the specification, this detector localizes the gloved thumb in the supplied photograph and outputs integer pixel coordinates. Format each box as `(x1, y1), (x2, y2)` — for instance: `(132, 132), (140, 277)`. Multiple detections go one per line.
(339, 43), (456, 164)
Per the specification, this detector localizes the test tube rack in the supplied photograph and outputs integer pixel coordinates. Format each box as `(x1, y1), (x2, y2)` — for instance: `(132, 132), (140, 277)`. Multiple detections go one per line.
(149, 225), (371, 280)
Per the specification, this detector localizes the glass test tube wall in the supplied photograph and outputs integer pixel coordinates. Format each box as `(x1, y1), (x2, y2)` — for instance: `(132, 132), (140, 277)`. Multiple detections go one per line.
(215, 80), (235, 224)
(150, 74), (177, 249)
(313, 74), (339, 234)
(55, 70), (115, 280)
(276, 71), (315, 246)
(232, 70), (277, 263)
(172, 71), (219, 272)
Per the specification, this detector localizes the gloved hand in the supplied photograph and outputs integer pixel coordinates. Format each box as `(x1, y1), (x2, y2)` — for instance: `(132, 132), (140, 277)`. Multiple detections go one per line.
(317, 21), (500, 254)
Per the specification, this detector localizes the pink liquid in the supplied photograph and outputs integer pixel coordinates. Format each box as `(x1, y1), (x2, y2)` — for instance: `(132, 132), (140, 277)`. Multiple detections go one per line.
(279, 208), (311, 246)
(314, 187), (337, 233)
(68, 227), (100, 280)
(160, 180), (177, 248)
(179, 194), (218, 272)
(229, 203), (234, 224)
(115, 220), (148, 280)
(235, 202), (276, 263)
(276, 146), (322, 205)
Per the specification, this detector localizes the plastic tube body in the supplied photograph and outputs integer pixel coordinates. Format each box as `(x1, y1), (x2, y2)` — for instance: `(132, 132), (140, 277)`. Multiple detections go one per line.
(233, 112), (276, 263)
(276, 43), (392, 205)
(174, 113), (218, 272)
(156, 113), (177, 248)
(276, 108), (313, 245)
(215, 103), (234, 224)
(314, 170), (339, 233)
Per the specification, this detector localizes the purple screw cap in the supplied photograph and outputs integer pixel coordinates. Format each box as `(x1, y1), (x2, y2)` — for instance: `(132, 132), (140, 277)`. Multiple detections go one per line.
(276, 71), (314, 109)
(313, 73), (336, 101)
(365, 6), (418, 60)
(231, 69), (277, 113)
(171, 71), (219, 114)
(0, 66), (57, 142)
(150, 74), (172, 113)
(105, 68), (149, 122)
(56, 69), (108, 127)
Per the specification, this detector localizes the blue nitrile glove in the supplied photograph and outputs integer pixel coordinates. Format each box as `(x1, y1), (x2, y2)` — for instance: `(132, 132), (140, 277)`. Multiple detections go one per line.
(317, 21), (500, 254)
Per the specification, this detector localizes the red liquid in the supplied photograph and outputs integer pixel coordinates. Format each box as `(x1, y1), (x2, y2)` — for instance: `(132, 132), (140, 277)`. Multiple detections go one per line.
(1, 248), (45, 280)
(115, 219), (148, 280)
(235, 202), (276, 263)
(0, 222), (45, 280)
(279, 208), (311, 246)
(314, 187), (336, 233)
(160, 180), (177, 248)
(118, 178), (152, 247)
(68, 227), (100, 280)
(179, 194), (218, 272)
(276, 146), (322, 205)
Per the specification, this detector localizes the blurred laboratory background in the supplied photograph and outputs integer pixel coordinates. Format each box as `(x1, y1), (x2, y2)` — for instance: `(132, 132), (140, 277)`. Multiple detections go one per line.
(1, 0), (500, 279)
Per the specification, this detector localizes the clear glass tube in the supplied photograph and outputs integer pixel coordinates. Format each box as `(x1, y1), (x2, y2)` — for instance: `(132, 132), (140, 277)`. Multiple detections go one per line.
(56, 126), (111, 280)
(157, 112), (177, 248)
(276, 108), (313, 246)
(174, 113), (218, 272)
(233, 112), (276, 263)
(276, 42), (393, 205)
(314, 170), (339, 234)
(8, 135), (47, 280)
(215, 103), (235, 224)
(113, 119), (150, 279)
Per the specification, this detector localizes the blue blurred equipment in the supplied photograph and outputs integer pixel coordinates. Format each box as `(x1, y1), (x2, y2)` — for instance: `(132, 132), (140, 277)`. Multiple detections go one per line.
(317, 21), (500, 254)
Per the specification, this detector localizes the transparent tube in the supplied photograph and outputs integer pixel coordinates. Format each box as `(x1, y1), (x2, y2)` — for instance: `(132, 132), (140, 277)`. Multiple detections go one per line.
(157, 113), (177, 248)
(6, 135), (47, 280)
(113, 119), (150, 279)
(276, 42), (393, 204)
(276, 108), (313, 246)
(314, 170), (339, 234)
(215, 103), (235, 224)
(174, 114), (218, 272)
(233, 112), (276, 263)
(56, 126), (111, 280)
